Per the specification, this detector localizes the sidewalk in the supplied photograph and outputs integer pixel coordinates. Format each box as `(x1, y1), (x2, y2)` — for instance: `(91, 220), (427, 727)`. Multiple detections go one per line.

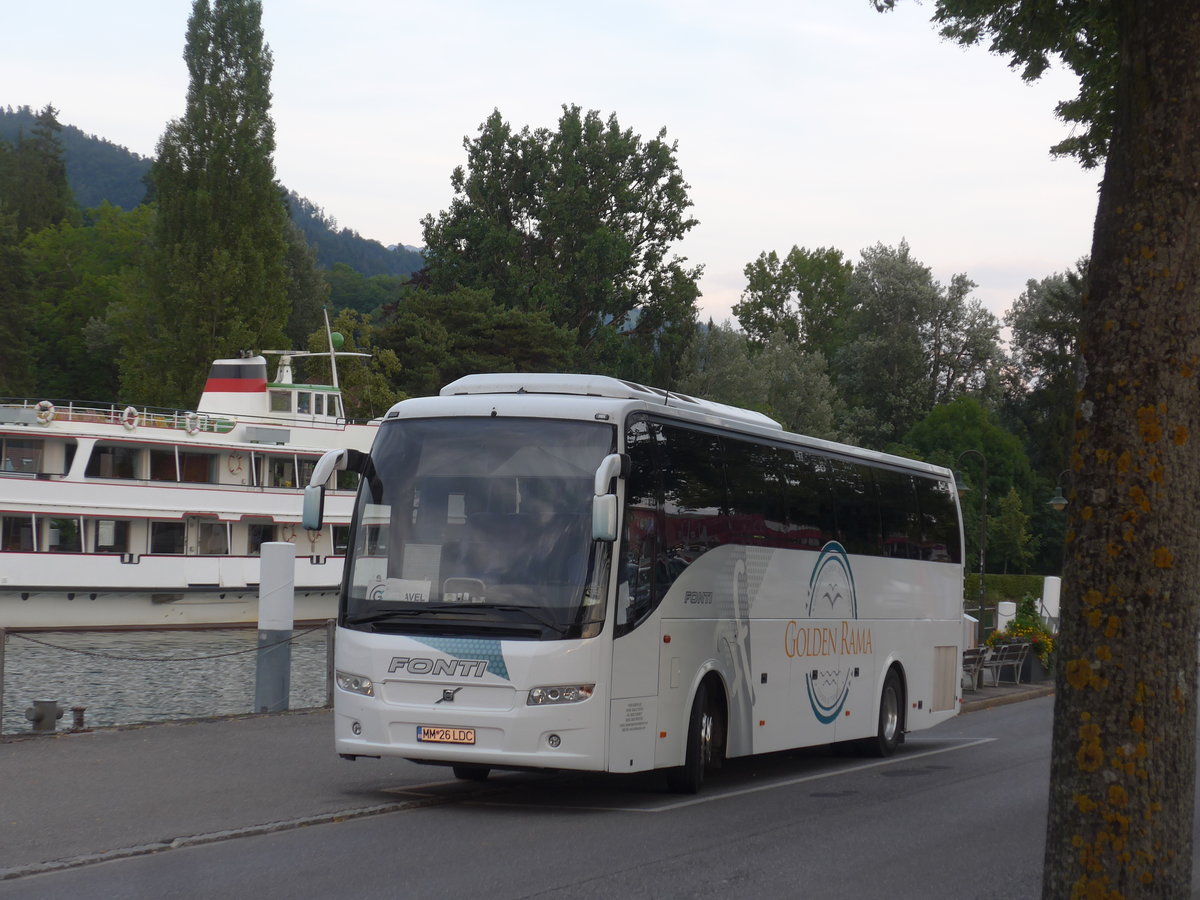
(961, 678), (1054, 714)
(0, 681), (1054, 881)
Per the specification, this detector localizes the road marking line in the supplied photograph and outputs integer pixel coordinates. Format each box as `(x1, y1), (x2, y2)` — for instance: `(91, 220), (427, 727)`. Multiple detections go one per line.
(475, 737), (997, 813)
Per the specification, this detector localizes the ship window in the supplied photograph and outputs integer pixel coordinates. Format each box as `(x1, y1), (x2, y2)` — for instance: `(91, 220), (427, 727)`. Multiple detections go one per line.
(197, 521), (229, 555)
(47, 517), (82, 552)
(332, 524), (350, 554)
(328, 395), (341, 418)
(179, 452), (216, 483)
(247, 521), (274, 555)
(149, 449), (177, 481)
(1, 514), (34, 551)
(314, 394), (324, 416)
(2, 438), (43, 474)
(298, 457), (317, 487)
(94, 519), (131, 553)
(86, 444), (140, 479)
(297, 392), (311, 415)
(150, 521), (186, 554)
(269, 456), (296, 488)
(270, 390), (292, 413)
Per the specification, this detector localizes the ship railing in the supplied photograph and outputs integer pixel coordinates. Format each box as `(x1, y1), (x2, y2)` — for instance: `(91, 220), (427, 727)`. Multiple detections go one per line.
(0, 399), (237, 434)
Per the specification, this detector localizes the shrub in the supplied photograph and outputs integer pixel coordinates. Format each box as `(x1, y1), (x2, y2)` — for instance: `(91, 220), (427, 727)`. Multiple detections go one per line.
(986, 595), (1055, 667)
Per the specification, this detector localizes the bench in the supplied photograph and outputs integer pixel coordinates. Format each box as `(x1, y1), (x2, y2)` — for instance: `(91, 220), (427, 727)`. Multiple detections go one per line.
(980, 642), (1030, 686)
(961, 646), (990, 692)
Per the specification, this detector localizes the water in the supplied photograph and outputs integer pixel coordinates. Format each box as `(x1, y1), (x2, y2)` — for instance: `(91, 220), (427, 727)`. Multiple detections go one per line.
(1, 628), (331, 735)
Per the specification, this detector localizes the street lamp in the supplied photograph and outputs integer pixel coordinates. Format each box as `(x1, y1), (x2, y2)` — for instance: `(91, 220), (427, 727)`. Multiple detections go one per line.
(954, 449), (988, 644)
(1047, 469), (1072, 512)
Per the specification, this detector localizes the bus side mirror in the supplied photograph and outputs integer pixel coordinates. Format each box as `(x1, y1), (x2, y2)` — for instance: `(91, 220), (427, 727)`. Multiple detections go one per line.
(302, 448), (367, 530)
(302, 483), (326, 531)
(593, 494), (618, 542)
(591, 453), (628, 542)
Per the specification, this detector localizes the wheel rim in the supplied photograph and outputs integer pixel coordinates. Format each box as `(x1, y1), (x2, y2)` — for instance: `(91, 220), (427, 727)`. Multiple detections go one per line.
(881, 685), (900, 743)
(698, 708), (714, 767)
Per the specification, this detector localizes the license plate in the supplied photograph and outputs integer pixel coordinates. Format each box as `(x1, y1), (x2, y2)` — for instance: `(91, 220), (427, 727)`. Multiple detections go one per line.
(416, 726), (475, 745)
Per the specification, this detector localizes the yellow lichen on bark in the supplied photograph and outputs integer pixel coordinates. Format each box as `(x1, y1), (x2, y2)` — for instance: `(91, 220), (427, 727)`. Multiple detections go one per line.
(1136, 405), (1163, 443)
(1153, 547), (1174, 568)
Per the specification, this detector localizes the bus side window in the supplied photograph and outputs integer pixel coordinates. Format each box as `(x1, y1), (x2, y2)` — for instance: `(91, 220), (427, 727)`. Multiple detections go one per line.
(616, 417), (662, 637)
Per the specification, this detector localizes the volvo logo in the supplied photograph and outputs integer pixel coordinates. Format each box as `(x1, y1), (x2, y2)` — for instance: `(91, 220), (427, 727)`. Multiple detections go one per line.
(437, 687), (464, 704)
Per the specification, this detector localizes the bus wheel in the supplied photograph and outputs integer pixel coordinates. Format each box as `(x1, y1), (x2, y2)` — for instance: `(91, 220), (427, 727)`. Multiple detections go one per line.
(667, 683), (717, 794)
(452, 764), (491, 782)
(862, 669), (903, 758)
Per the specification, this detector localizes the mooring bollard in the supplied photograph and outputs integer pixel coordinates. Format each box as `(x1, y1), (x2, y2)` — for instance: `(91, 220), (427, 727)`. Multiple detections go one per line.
(70, 705), (90, 732)
(255, 542), (295, 714)
(25, 699), (64, 734)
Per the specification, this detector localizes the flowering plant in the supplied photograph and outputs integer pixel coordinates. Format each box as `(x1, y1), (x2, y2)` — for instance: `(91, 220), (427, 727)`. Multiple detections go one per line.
(986, 595), (1056, 667)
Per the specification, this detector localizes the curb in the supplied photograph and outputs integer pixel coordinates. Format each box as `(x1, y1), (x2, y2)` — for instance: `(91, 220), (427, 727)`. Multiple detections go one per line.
(961, 684), (1055, 715)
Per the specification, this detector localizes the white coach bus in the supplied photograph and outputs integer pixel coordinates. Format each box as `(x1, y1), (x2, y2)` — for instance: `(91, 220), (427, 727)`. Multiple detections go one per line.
(303, 374), (965, 793)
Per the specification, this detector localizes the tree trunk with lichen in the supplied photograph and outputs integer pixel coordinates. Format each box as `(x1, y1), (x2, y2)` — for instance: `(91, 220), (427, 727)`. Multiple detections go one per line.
(1043, 2), (1200, 896)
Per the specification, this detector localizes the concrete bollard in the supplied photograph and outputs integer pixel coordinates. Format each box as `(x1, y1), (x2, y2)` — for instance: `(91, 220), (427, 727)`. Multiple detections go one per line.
(255, 542), (295, 714)
(70, 705), (90, 732)
(25, 699), (64, 734)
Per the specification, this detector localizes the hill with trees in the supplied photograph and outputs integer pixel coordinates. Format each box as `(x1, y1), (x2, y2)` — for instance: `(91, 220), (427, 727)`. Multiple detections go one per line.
(0, 105), (422, 279)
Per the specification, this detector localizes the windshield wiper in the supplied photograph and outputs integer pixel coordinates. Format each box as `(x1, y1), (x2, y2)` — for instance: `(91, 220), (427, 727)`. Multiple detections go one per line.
(482, 604), (570, 636)
(345, 604), (570, 637)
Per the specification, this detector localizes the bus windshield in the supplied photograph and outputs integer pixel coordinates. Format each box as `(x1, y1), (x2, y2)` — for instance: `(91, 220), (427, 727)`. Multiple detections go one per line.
(344, 416), (616, 640)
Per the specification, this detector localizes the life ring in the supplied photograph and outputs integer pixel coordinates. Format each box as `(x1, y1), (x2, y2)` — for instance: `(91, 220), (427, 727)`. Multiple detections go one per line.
(185, 412), (200, 435)
(121, 405), (140, 430)
(280, 524), (297, 542)
(35, 400), (55, 425)
(227, 451), (244, 475)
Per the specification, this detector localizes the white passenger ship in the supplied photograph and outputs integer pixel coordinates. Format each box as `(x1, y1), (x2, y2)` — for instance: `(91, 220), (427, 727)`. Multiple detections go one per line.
(0, 348), (375, 629)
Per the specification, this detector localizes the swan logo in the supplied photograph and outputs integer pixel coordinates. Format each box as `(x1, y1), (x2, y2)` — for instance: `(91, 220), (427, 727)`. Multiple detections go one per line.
(804, 542), (856, 724)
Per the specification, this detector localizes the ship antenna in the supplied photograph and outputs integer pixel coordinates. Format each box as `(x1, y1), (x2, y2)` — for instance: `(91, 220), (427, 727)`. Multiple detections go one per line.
(325, 308), (341, 392)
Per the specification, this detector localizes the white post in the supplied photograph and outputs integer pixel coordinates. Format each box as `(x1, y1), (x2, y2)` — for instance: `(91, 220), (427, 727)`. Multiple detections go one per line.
(1041, 576), (1062, 627)
(256, 542), (295, 713)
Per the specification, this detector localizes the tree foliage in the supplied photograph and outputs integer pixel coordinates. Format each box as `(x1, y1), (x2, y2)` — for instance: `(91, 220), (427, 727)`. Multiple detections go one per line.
(834, 240), (1002, 445)
(23, 203), (155, 401)
(733, 246), (852, 357)
(378, 287), (578, 399)
(129, 0), (288, 406)
(875, 0), (1118, 168)
(677, 322), (847, 441)
(421, 105), (701, 381)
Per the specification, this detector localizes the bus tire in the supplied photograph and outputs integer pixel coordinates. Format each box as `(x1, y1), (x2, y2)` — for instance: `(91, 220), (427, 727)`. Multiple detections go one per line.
(862, 668), (904, 758)
(667, 682), (717, 794)
(452, 764), (490, 782)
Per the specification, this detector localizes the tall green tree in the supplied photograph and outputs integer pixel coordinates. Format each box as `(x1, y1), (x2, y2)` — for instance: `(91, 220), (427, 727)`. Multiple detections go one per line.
(5, 105), (79, 236)
(0, 205), (33, 395)
(1002, 261), (1086, 477)
(130, 0), (288, 406)
(733, 246), (853, 357)
(678, 322), (848, 442)
(421, 105), (701, 383)
(988, 486), (1038, 574)
(23, 203), (155, 400)
(881, 1), (1199, 894)
(834, 240), (1001, 447)
(379, 287), (578, 398)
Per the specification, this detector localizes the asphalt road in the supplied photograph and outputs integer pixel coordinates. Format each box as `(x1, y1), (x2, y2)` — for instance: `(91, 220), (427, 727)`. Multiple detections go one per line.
(8, 695), (1182, 899)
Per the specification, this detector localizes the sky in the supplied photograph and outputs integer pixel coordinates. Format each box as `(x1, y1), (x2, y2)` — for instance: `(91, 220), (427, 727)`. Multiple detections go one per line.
(4, 0), (1101, 327)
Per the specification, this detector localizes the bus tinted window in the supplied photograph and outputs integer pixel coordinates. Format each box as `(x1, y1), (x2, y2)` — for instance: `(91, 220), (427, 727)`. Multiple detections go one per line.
(915, 477), (962, 563)
(876, 468), (921, 559)
(657, 423), (724, 584)
(721, 438), (786, 548)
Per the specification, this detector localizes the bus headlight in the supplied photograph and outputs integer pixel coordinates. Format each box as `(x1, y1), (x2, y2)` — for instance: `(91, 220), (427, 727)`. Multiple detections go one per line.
(335, 670), (375, 697)
(527, 684), (594, 706)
